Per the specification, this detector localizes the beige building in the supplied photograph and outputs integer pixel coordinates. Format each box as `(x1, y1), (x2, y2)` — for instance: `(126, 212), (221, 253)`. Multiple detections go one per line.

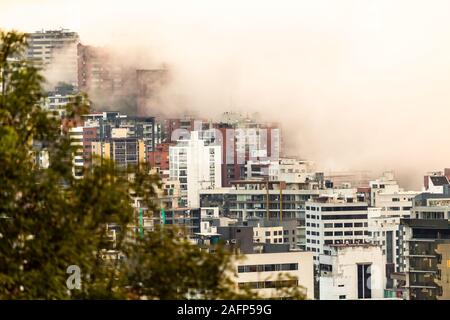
(233, 251), (314, 299)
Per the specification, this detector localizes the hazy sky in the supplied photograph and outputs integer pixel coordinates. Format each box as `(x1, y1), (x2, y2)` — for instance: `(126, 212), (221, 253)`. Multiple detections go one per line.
(2, 0), (450, 188)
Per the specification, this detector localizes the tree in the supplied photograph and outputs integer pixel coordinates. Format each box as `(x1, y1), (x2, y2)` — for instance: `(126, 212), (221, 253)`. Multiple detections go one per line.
(0, 30), (305, 300)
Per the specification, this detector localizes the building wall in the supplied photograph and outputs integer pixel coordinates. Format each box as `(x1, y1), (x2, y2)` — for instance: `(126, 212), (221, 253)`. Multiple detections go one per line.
(436, 243), (450, 300)
(234, 251), (314, 299)
(148, 143), (171, 171)
(319, 245), (386, 300)
(69, 126), (84, 178)
(305, 200), (369, 263)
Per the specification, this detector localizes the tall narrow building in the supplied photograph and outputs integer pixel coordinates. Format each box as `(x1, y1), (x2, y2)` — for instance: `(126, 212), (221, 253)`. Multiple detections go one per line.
(169, 131), (222, 208)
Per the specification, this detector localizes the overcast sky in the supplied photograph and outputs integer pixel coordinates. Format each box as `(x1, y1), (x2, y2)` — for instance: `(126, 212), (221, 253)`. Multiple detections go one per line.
(3, 0), (450, 188)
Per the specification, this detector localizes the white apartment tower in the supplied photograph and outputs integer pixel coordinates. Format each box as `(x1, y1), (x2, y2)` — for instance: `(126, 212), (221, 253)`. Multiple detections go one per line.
(305, 197), (369, 263)
(169, 131), (222, 208)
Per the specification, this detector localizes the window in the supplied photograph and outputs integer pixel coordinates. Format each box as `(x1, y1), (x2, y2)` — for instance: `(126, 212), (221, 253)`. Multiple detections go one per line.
(322, 214), (368, 220)
(324, 232), (333, 236)
(324, 223), (333, 228)
(358, 264), (372, 299)
(339, 295), (346, 300)
(334, 231), (343, 236)
(334, 223), (343, 228)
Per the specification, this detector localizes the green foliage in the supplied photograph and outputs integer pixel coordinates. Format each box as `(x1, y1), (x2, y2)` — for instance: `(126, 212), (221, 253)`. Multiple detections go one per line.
(0, 30), (305, 300)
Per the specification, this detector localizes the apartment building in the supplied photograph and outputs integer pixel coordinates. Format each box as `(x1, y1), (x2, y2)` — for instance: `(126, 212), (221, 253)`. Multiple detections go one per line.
(367, 208), (403, 289)
(43, 83), (77, 118)
(169, 131), (222, 208)
(209, 113), (283, 187)
(200, 180), (321, 249)
(305, 196), (369, 262)
(91, 137), (145, 167)
(26, 29), (79, 87)
(411, 187), (450, 220)
(398, 219), (450, 300)
(233, 251), (314, 299)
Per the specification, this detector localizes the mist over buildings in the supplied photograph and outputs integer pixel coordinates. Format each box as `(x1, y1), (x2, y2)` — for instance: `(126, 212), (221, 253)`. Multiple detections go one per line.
(3, 0), (450, 188)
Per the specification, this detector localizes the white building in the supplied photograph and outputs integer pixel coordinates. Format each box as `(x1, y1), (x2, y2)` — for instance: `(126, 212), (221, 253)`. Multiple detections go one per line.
(234, 251), (314, 299)
(319, 244), (386, 300)
(245, 158), (316, 183)
(169, 131), (222, 208)
(369, 171), (400, 207)
(26, 29), (79, 87)
(367, 208), (402, 263)
(268, 158), (315, 183)
(68, 126), (84, 178)
(370, 171), (417, 211)
(305, 197), (369, 263)
(373, 190), (417, 215)
(423, 171), (450, 194)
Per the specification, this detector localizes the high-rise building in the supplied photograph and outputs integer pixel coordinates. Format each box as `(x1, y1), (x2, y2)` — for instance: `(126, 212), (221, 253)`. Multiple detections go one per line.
(305, 196), (369, 263)
(169, 131), (222, 208)
(26, 29), (79, 87)
(136, 69), (169, 116)
(217, 121), (282, 187)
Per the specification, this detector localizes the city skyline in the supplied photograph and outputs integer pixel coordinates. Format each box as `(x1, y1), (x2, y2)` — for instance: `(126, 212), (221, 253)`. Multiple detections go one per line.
(3, 1), (450, 188)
